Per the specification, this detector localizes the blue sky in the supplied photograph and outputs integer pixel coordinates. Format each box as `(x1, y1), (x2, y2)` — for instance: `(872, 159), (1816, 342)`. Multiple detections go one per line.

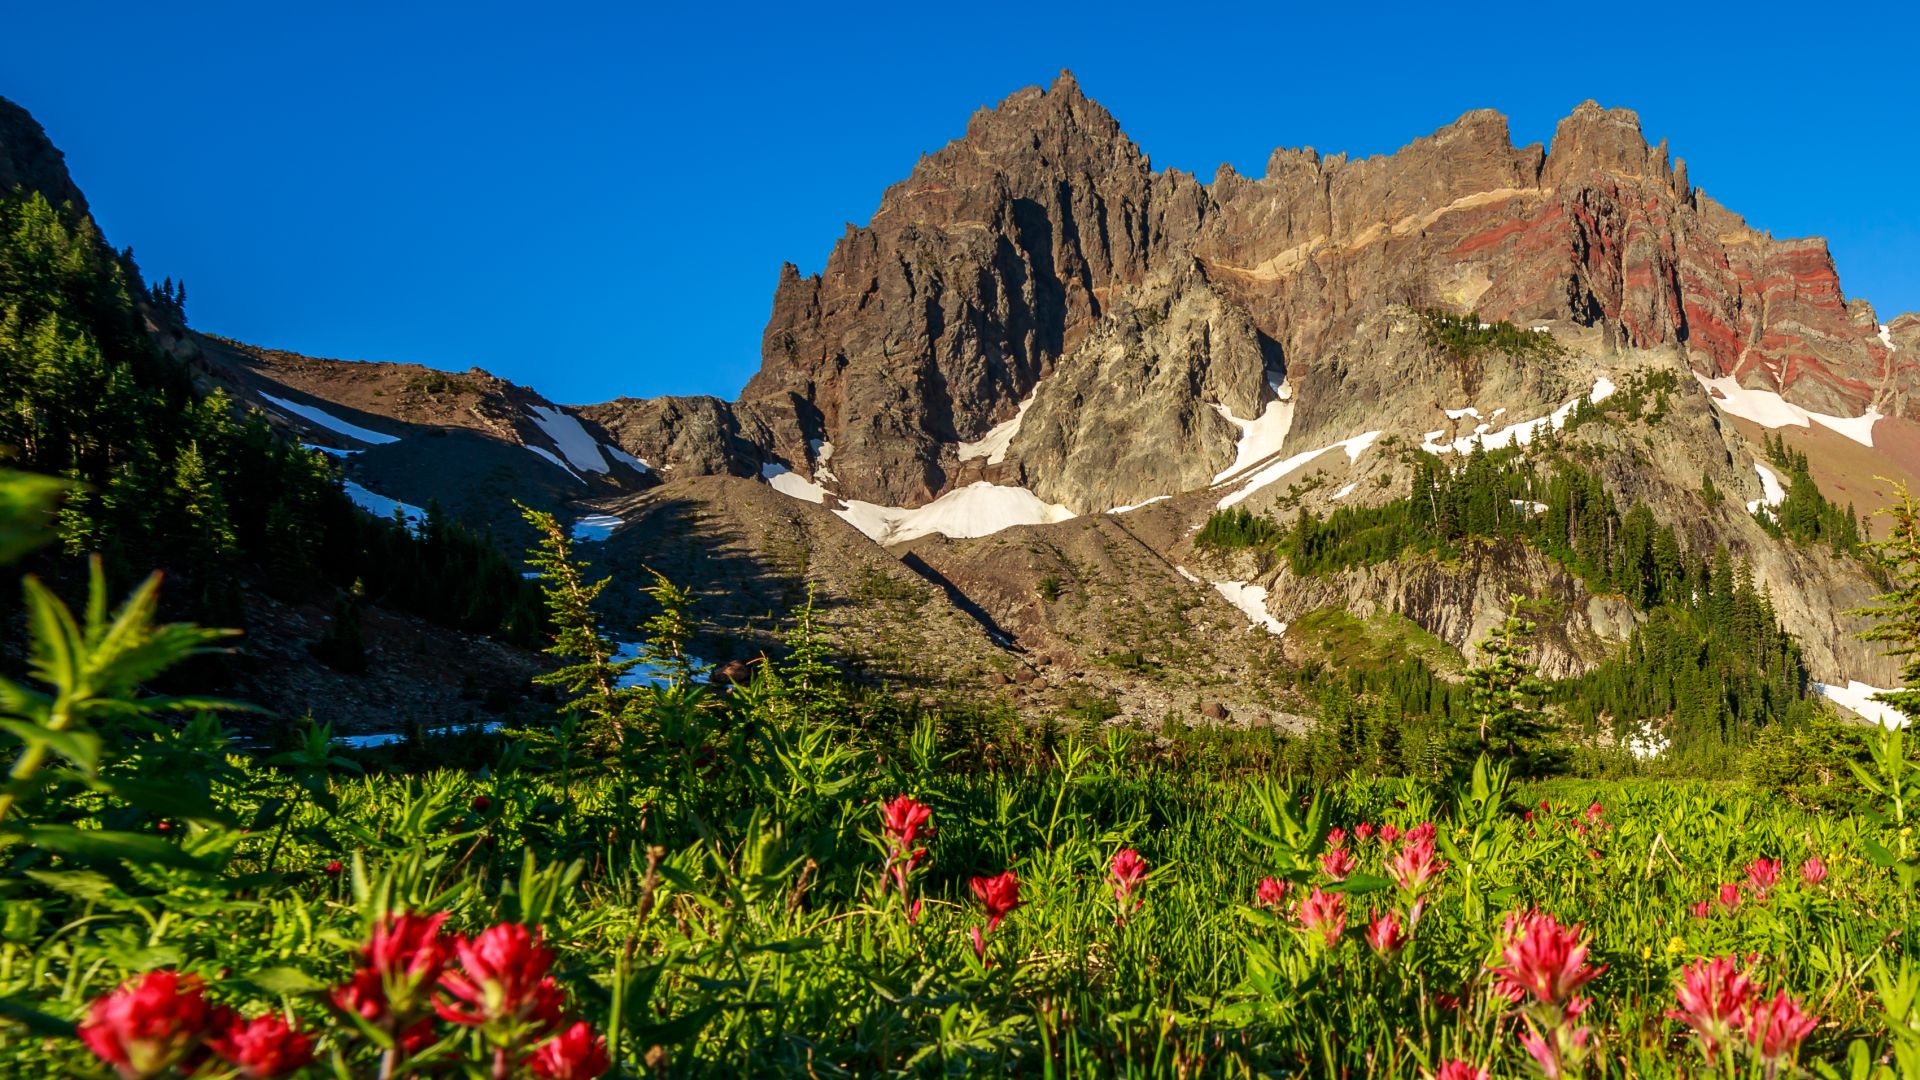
(8, 1), (1917, 405)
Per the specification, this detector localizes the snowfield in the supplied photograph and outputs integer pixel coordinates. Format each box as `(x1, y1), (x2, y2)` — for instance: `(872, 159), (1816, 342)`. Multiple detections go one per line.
(1816, 680), (1908, 730)
(761, 463), (832, 504)
(526, 405), (610, 474)
(1109, 494), (1172, 514)
(1211, 580), (1287, 636)
(526, 445), (587, 483)
(835, 482), (1076, 545)
(571, 514), (623, 542)
(602, 442), (650, 473)
(1217, 430), (1381, 510)
(1693, 373), (1883, 448)
(342, 480), (426, 533)
(1421, 377), (1617, 454)
(1211, 376), (1296, 483)
(1746, 463), (1787, 514)
(302, 442), (360, 458)
(957, 393), (1036, 464)
(613, 641), (710, 689)
(262, 393), (400, 445)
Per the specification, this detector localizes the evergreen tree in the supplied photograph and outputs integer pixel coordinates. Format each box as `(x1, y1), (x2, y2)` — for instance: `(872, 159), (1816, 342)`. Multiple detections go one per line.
(519, 503), (636, 746)
(1853, 482), (1920, 724)
(1461, 598), (1560, 776)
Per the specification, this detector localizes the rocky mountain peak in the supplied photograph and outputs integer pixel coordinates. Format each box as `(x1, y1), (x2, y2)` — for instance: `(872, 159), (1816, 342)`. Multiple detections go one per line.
(1543, 100), (1661, 187)
(0, 95), (89, 215)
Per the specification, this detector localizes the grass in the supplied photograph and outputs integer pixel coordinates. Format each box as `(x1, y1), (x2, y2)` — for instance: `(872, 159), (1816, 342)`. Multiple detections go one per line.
(1292, 606), (1466, 674)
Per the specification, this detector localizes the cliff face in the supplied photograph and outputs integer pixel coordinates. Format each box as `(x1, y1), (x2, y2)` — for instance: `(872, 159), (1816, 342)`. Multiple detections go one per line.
(738, 79), (1914, 510)
(0, 96), (89, 215)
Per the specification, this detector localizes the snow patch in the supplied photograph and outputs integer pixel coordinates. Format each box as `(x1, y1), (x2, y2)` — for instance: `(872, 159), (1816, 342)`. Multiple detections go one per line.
(1212, 376), (1297, 483)
(571, 514), (623, 542)
(1174, 565), (1200, 584)
(1693, 372), (1881, 448)
(1816, 680), (1909, 730)
(602, 443), (650, 473)
(613, 641), (710, 689)
(761, 463), (832, 504)
(1627, 721), (1670, 760)
(1331, 481), (1358, 500)
(1444, 406), (1482, 421)
(1212, 580), (1287, 636)
(835, 483), (1075, 545)
(343, 481), (426, 533)
(1218, 431), (1381, 510)
(1109, 494), (1172, 514)
(1511, 499), (1547, 515)
(808, 439), (838, 482)
(334, 722), (503, 749)
(1422, 377), (1616, 454)
(958, 394), (1035, 464)
(262, 393), (400, 445)
(302, 442), (360, 458)
(1880, 324), (1897, 354)
(1745, 463), (1787, 515)
(526, 405), (609, 474)
(527, 445), (587, 483)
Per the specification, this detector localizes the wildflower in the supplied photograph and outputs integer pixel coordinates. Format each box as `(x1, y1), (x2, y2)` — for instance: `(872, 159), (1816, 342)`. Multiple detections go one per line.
(1430, 1061), (1489, 1080)
(323, 860), (343, 876)
(1355, 822), (1376, 843)
(969, 870), (1021, 959)
(1320, 846), (1356, 881)
(1326, 827), (1347, 850)
(1717, 883), (1742, 912)
(365, 912), (452, 985)
(1405, 822), (1437, 845)
(1434, 991), (1463, 1011)
(1387, 834), (1446, 893)
(1744, 988), (1818, 1070)
(437, 923), (561, 1029)
(879, 795), (932, 857)
(1745, 858), (1782, 901)
(209, 1012), (316, 1079)
(1255, 876), (1289, 908)
(1799, 857), (1827, 886)
(78, 971), (216, 1080)
(1297, 887), (1346, 947)
(1689, 900), (1712, 919)
(1665, 956), (1756, 1064)
(1490, 911), (1605, 1008)
(1380, 824), (1403, 844)
(526, 1020), (611, 1079)
(471, 795), (492, 813)
(1667, 935), (1687, 955)
(1365, 908), (1406, 955)
(1585, 802), (1604, 821)
(1518, 1021), (1590, 1080)
(1109, 848), (1149, 911)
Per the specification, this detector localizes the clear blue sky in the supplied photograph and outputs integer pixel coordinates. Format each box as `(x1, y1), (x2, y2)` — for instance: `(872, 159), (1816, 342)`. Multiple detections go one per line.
(7, 1), (1917, 405)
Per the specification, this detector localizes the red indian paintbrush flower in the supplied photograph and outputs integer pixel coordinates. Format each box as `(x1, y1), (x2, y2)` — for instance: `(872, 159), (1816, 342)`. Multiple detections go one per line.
(78, 971), (217, 1080)
(1429, 1060), (1489, 1080)
(365, 912), (452, 984)
(1746, 858), (1782, 901)
(1744, 988), (1818, 1068)
(1109, 848), (1149, 911)
(208, 1012), (316, 1079)
(1405, 822), (1437, 845)
(1255, 876), (1289, 908)
(1690, 900), (1712, 919)
(1354, 822), (1376, 843)
(1387, 834), (1446, 893)
(1518, 1020), (1590, 1080)
(526, 1020), (611, 1079)
(1365, 908), (1406, 955)
(1490, 911), (1605, 1008)
(1326, 827), (1347, 850)
(880, 795), (932, 857)
(436, 923), (560, 1029)
(1717, 882), (1742, 911)
(1799, 856), (1828, 885)
(1297, 887), (1346, 947)
(968, 870), (1021, 959)
(1319, 846), (1355, 881)
(1666, 956), (1757, 1063)
(1379, 824), (1402, 844)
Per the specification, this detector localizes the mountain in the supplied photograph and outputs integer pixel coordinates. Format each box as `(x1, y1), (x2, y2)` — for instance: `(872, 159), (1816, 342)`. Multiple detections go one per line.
(2, 78), (1913, 747)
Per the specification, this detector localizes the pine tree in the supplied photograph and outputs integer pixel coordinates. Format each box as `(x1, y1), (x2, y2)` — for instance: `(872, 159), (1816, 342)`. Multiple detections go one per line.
(519, 503), (636, 746)
(1852, 482), (1920, 724)
(1462, 597), (1560, 776)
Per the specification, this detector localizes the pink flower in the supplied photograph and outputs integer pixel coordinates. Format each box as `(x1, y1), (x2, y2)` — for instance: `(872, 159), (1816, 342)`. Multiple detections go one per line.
(1690, 900), (1712, 919)
(1297, 887), (1347, 946)
(1665, 957), (1756, 1063)
(1799, 857), (1827, 886)
(879, 795), (932, 858)
(1379, 824), (1402, 844)
(1354, 822), (1376, 843)
(1585, 802), (1604, 821)
(1326, 827), (1348, 850)
(1365, 908), (1406, 955)
(78, 971), (216, 1080)
(1320, 846), (1356, 881)
(364, 912), (452, 986)
(208, 1012), (316, 1079)
(1109, 848), (1149, 911)
(1746, 858), (1781, 901)
(436, 923), (559, 1029)
(1405, 822), (1437, 845)
(323, 860), (343, 876)
(1744, 989), (1818, 1067)
(1387, 834), (1446, 893)
(1518, 1021), (1590, 1080)
(526, 1020), (610, 1079)
(1490, 911), (1605, 1008)
(970, 870), (1022, 933)
(1717, 883), (1742, 911)
(1255, 876), (1289, 908)
(1429, 1061), (1489, 1080)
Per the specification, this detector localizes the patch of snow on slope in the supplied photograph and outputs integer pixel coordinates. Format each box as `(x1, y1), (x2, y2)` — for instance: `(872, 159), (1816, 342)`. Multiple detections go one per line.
(1109, 494), (1172, 514)
(1331, 482), (1358, 500)
(602, 443), (650, 473)
(526, 405), (609, 473)
(1816, 680), (1909, 729)
(1422, 377), (1616, 454)
(262, 393), (400, 445)
(1174, 565), (1200, 584)
(572, 515), (623, 542)
(1627, 721), (1670, 760)
(1444, 406), (1482, 421)
(302, 442), (360, 458)
(1693, 373), (1882, 448)
(527, 446), (586, 483)
(1511, 499), (1547, 515)
(809, 439), (838, 482)
(334, 722), (502, 749)
(958, 394), (1036, 464)
(1212, 377), (1297, 483)
(1212, 580), (1286, 636)
(1881, 324), (1897, 353)
(835, 483), (1075, 545)
(343, 481), (426, 533)
(1218, 431), (1382, 510)
(613, 641), (711, 689)
(761, 463), (832, 504)
(1746, 463), (1787, 514)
